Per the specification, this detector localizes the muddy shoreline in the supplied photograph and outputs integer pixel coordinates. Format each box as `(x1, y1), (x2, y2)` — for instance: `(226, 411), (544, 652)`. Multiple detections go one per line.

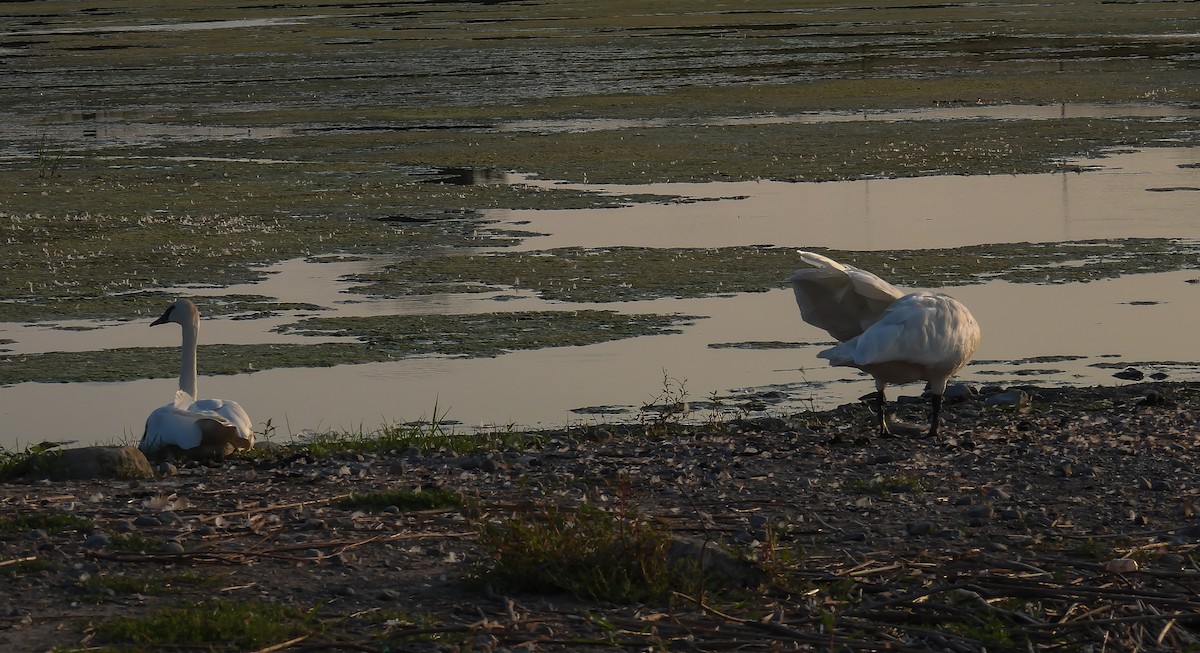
(4, 381), (1200, 651)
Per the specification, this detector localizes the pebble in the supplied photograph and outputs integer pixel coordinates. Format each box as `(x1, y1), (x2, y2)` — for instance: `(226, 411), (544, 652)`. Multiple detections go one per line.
(985, 390), (1029, 406)
(1113, 367), (1144, 381)
(905, 522), (934, 536)
(133, 515), (160, 528)
(964, 505), (993, 526)
(943, 384), (975, 401)
(1105, 557), (1139, 573)
(160, 541), (185, 554)
(987, 488), (1011, 501)
(83, 532), (110, 549)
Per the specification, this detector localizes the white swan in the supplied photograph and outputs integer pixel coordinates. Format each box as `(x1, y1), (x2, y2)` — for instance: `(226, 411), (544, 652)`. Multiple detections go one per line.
(788, 251), (980, 437)
(139, 299), (254, 456)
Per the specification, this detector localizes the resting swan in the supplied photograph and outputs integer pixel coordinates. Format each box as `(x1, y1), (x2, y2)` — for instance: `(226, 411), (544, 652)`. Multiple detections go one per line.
(139, 299), (254, 456)
(788, 251), (980, 437)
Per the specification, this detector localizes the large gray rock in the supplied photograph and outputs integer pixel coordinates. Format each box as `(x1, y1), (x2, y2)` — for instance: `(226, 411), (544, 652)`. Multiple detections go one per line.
(32, 446), (154, 480)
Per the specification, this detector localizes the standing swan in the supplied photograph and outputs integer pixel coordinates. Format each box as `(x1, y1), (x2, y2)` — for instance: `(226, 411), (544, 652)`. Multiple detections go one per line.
(140, 299), (254, 457)
(788, 251), (980, 437)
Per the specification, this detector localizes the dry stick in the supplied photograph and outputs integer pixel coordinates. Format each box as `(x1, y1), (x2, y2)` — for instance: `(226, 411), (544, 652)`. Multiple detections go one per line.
(669, 591), (935, 652)
(198, 493), (357, 523)
(0, 555), (36, 568)
(978, 576), (1200, 610)
(250, 634), (310, 653)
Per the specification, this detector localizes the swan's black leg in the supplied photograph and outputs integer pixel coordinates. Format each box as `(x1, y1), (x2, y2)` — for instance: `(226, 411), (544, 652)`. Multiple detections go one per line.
(876, 389), (891, 436)
(927, 393), (943, 437)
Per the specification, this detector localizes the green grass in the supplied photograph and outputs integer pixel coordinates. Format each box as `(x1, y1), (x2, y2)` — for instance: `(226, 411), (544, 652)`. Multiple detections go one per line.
(283, 412), (541, 459)
(107, 533), (160, 553)
(845, 473), (929, 496)
(78, 570), (224, 603)
(470, 502), (707, 604)
(0, 511), (93, 534)
(94, 599), (318, 650)
(0, 441), (70, 481)
(334, 489), (462, 512)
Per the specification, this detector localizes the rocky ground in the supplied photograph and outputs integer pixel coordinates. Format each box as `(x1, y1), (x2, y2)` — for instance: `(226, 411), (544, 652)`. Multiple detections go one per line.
(3, 381), (1200, 652)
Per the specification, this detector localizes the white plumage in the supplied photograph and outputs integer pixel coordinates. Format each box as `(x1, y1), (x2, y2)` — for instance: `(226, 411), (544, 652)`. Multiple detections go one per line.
(140, 299), (254, 456)
(788, 251), (980, 436)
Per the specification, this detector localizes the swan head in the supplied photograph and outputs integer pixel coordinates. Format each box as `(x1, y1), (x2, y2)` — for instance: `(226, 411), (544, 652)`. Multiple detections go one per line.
(151, 298), (200, 328)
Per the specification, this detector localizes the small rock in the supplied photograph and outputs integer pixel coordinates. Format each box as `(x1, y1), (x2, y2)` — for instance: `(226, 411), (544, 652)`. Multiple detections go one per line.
(943, 384), (975, 401)
(1113, 367), (1144, 381)
(987, 488), (1011, 501)
(377, 588), (401, 601)
(83, 532), (110, 549)
(26, 446), (153, 480)
(133, 515), (160, 528)
(985, 390), (1029, 407)
(155, 461), (178, 477)
(964, 505), (994, 526)
(905, 522), (935, 536)
(1105, 557), (1139, 573)
(160, 541), (185, 554)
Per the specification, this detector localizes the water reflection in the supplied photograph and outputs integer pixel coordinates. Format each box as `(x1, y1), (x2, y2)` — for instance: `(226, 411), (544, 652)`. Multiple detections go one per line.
(2, 273), (1198, 450)
(1, 147), (1198, 449)
(494, 148), (1200, 251)
(501, 103), (1200, 134)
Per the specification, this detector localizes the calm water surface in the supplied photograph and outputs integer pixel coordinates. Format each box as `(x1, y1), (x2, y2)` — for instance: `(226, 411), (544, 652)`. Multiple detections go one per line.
(1, 147), (1197, 450)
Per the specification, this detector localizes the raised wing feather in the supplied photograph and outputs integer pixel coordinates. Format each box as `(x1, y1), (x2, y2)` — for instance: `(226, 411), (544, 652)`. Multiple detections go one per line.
(788, 251), (904, 341)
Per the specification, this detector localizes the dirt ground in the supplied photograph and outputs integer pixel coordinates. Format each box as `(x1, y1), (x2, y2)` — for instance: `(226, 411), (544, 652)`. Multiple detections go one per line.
(3, 381), (1200, 652)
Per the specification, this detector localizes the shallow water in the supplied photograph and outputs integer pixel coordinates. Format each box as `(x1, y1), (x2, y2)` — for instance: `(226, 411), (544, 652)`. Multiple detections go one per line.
(494, 147), (1200, 251)
(0, 146), (1197, 450)
(1, 271), (1197, 450)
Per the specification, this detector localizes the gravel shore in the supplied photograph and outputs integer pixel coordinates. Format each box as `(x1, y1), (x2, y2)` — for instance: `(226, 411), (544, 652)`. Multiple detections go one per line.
(3, 381), (1200, 652)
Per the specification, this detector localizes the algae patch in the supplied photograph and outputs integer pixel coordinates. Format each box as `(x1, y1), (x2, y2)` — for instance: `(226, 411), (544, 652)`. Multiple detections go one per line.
(347, 239), (1200, 304)
(0, 311), (694, 385)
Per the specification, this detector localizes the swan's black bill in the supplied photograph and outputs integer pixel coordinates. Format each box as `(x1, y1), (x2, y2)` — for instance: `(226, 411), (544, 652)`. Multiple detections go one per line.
(150, 305), (175, 326)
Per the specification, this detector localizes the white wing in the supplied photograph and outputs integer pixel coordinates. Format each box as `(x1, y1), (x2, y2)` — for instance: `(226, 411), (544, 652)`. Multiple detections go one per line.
(788, 251), (904, 342)
(140, 391), (206, 452)
(190, 398), (254, 444)
(141, 391), (255, 454)
(822, 292), (979, 372)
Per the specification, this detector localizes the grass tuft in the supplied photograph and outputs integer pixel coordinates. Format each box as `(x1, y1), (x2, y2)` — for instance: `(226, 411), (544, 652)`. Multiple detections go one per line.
(78, 570), (224, 603)
(470, 501), (704, 604)
(0, 511), (93, 534)
(94, 599), (317, 650)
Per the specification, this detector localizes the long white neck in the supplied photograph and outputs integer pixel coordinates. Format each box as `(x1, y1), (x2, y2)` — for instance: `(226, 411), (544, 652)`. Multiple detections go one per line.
(179, 321), (199, 398)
